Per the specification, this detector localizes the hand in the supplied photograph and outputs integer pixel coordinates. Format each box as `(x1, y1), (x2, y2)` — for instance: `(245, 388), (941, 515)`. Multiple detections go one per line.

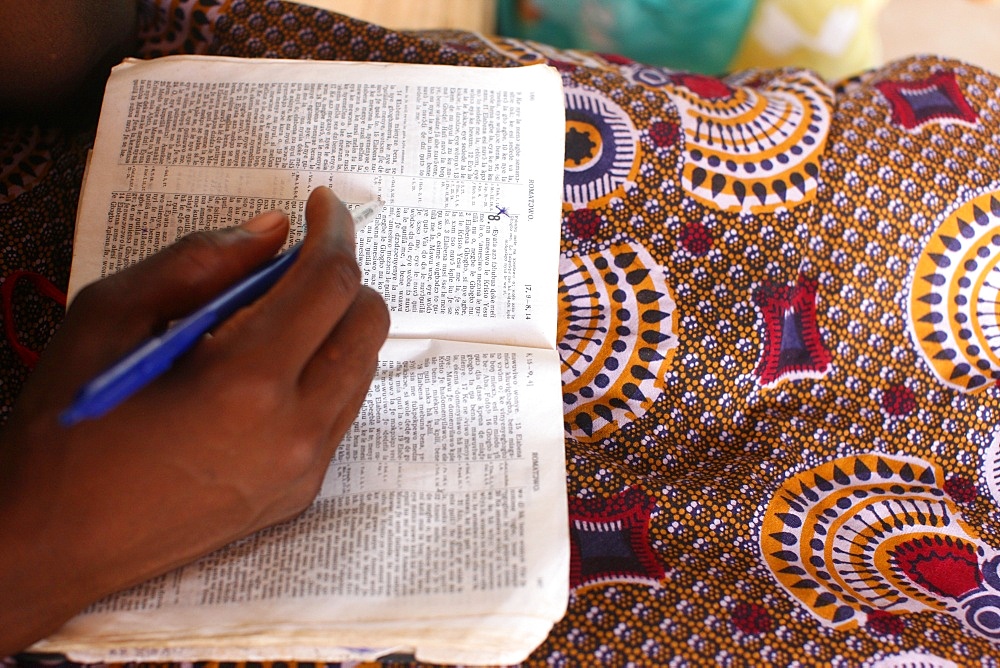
(0, 187), (390, 655)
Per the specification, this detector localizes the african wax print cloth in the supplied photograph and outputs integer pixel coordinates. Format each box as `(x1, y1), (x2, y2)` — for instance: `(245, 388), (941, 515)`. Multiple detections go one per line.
(5, 0), (1000, 666)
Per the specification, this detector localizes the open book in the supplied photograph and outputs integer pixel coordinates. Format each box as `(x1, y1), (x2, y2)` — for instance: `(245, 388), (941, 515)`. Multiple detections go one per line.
(30, 56), (568, 666)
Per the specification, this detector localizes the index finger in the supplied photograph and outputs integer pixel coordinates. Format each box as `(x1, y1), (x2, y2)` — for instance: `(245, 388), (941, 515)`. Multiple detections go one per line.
(211, 187), (366, 372)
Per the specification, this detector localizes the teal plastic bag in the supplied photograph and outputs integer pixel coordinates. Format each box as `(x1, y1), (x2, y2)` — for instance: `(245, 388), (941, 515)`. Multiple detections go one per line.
(497, 0), (757, 74)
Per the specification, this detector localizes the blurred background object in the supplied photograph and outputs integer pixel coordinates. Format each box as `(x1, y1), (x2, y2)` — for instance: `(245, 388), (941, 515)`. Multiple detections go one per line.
(300, 0), (1000, 79)
(729, 0), (888, 80)
(297, 0), (497, 31)
(879, 0), (1000, 75)
(496, 0), (757, 74)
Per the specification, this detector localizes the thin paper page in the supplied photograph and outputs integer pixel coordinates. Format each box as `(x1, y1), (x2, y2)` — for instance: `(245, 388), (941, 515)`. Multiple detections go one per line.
(37, 339), (567, 646)
(48, 54), (569, 667)
(69, 55), (564, 350)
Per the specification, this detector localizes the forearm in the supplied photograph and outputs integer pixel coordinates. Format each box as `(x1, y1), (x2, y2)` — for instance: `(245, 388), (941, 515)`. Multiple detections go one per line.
(0, 191), (389, 655)
(0, 435), (248, 657)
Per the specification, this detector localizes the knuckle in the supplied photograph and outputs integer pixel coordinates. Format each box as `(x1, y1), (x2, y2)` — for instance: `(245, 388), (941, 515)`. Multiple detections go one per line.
(281, 434), (325, 480)
(322, 249), (363, 294)
(354, 287), (391, 348)
(297, 245), (363, 304)
(360, 287), (391, 336)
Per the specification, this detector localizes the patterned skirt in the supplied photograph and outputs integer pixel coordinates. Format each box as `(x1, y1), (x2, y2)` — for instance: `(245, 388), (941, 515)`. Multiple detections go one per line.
(4, 0), (1000, 665)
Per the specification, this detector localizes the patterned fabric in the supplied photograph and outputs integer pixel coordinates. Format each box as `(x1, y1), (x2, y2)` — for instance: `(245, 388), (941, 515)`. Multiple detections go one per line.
(6, 0), (1000, 665)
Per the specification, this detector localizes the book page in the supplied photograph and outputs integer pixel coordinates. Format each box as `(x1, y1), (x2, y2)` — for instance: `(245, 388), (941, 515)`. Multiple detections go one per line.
(45, 54), (568, 665)
(35, 339), (568, 663)
(69, 55), (564, 349)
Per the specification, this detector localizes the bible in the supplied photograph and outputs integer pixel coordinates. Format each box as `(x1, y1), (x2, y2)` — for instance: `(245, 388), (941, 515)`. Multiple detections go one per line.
(30, 55), (567, 666)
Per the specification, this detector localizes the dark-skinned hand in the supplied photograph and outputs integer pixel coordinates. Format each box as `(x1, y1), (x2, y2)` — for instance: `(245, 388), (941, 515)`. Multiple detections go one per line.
(0, 187), (390, 655)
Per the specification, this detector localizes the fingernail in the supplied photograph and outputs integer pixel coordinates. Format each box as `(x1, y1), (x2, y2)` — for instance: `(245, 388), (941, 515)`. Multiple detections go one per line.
(241, 210), (287, 234)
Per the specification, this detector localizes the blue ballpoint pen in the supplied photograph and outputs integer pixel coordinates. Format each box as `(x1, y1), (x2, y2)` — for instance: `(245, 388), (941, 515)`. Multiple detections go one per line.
(60, 198), (384, 426)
